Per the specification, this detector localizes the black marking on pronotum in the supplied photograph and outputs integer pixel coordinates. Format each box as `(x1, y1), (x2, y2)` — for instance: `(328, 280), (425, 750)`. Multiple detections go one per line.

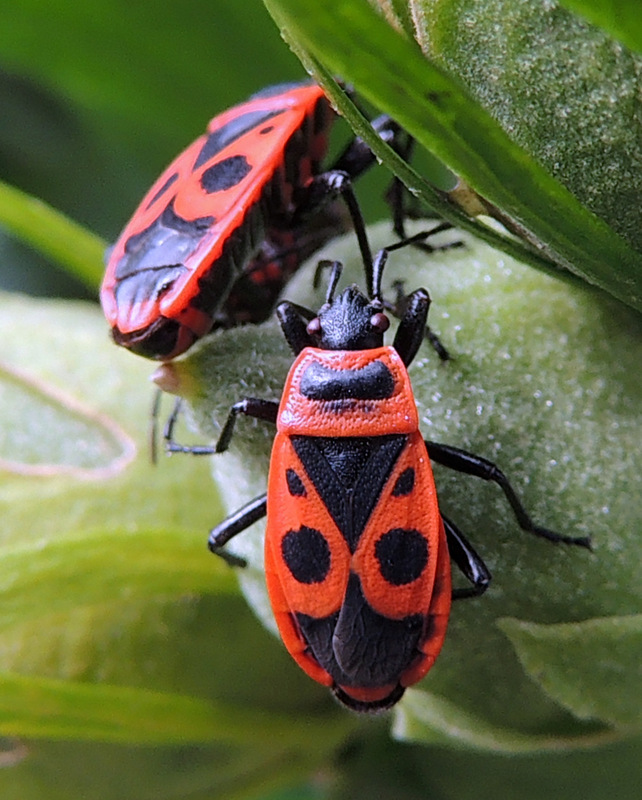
(299, 360), (395, 402)
(201, 155), (253, 194)
(375, 528), (428, 586)
(194, 109), (285, 170)
(281, 526), (331, 584)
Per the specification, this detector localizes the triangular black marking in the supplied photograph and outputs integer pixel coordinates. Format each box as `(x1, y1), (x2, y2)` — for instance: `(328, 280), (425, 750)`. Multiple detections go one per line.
(291, 435), (406, 551)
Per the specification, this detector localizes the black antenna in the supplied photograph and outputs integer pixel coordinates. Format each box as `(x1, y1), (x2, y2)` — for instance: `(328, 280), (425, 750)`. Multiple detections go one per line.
(371, 249), (388, 304)
(340, 184), (374, 296)
(324, 260), (343, 304)
(371, 226), (452, 303)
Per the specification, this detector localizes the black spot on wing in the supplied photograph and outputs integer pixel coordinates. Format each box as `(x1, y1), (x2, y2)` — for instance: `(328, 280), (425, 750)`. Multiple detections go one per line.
(286, 468), (306, 496)
(194, 109), (285, 169)
(299, 360), (395, 402)
(391, 467), (415, 497)
(200, 155), (252, 193)
(375, 528), (428, 586)
(282, 526), (331, 584)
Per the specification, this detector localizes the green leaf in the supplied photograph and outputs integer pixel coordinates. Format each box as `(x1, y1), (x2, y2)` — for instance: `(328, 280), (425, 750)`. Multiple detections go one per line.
(392, 689), (614, 753)
(0, 670), (349, 747)
(498, 615), (642, 729)
(0, 180), (105, 290)
(405, 734), (642, 800)
(415, 0), (642, 272)
(264, 0), (642, 311)
(557, 0), (642, 53)
(0, 528), (236, 633)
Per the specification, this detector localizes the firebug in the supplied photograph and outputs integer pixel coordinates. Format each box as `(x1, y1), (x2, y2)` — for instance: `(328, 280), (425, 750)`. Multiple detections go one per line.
(163, 232), (591, 712)
(100, 81), (411, 360)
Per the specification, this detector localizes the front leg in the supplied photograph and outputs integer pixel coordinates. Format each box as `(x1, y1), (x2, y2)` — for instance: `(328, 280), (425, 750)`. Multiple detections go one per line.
(164, 397), (279, 455)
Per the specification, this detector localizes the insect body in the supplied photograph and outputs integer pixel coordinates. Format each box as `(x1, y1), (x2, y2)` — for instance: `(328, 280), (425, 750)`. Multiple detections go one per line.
(165, 240), (590, 712)
(263, 341), (453, 709)
(100, 81), (402, 360)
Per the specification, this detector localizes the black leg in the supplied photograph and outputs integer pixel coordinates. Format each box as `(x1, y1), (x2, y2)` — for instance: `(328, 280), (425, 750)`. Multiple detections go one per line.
(208, 493), (267, 568)
(391, 288), (431, 368)
(276, 300), (315, 355)
(293, 170), (373, 295)
(330, 114), (403, 175)
(213, 398), (279, 454)
(328, 117), (457, 257)
(426, 440), (592, 549)
(164, 397), (279, 456)
(389, 281), (450, 363)
(442, 515), (492, 600)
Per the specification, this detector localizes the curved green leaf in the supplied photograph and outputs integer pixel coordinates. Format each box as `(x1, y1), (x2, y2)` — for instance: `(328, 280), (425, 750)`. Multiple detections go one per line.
(0, 528), (237, 633)
(0, 670), (350, 747)
(558, 0), (642, 53)
(264, 0), (642, 310)
(393, 689), (615, 753)
(498, 615), (642, 729)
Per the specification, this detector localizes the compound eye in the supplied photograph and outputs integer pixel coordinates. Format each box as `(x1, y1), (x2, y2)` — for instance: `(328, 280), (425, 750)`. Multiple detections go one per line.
(370, 312), (390, 333)
(306, 317), (322, 336)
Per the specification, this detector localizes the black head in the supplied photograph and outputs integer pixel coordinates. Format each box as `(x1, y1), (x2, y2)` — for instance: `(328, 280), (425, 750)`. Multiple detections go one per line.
(306, 284), (390, 350)
(277, 244), (430, 365)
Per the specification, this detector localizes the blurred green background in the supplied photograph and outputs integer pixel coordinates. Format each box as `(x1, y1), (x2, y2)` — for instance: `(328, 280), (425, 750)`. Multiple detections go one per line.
(1, 2), (641, 799)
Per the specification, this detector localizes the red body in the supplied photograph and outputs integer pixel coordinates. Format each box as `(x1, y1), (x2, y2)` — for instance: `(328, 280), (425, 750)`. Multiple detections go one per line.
(264, 347), (452, 710)
(100, 83), (337, 359)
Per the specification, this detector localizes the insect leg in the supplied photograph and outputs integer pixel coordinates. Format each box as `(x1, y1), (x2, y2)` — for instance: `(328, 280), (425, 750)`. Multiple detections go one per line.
(293, 170), (374, 294)
(208, 493), (267, 568)
(426, 441), (592, 549)
(442, 515), (492, 600)
(164, 398), (278, 455)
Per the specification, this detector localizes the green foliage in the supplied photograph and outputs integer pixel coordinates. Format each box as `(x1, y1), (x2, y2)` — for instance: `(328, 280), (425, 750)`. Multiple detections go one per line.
(1, 1), (641, 798)
(265, 0), (642, 310)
